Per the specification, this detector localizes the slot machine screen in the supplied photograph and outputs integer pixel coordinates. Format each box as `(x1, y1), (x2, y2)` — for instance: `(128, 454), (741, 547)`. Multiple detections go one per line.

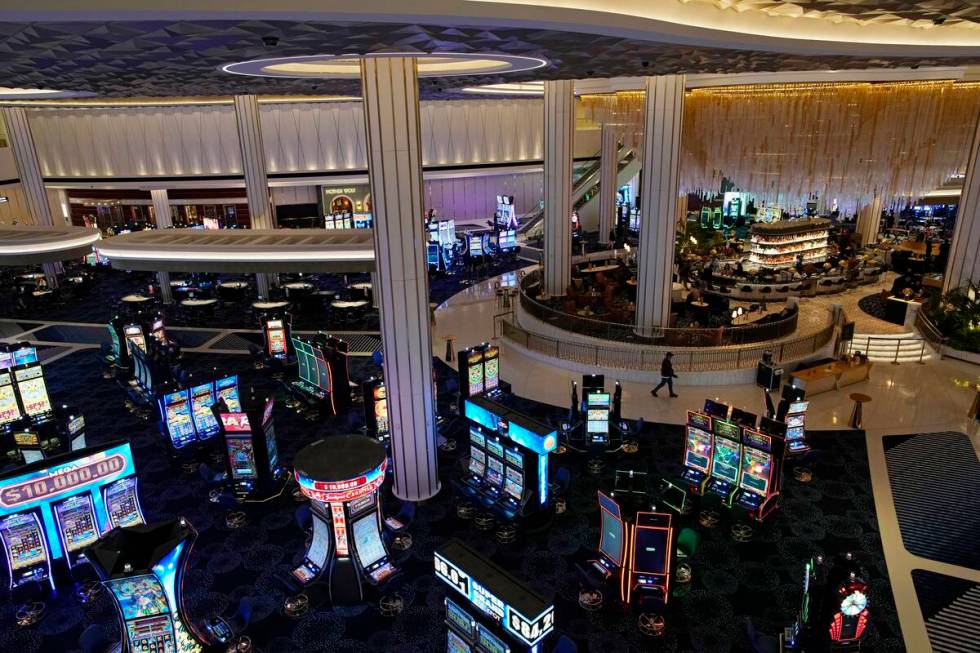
(786, 426), (805, 442)
(739, 447), (773, 495)
(103, 477), (144, 529)
(53, 494), (99, 554)
(504, 449), (522, 468)
(599, 503), (625, 565)
(503, 466), (523, 500)
(312, 346), (332, 391)
(266, 320), (287, 357)
(703, 399), (730, 420)
(12, 347), (38, 366)
(476, 623), (509, 653)
(0, 512), (47, 572)
(789, 401), (809, 413)
(215, 376), (241, 412)
(447, 629), (472, 653)
(587, 409), (609, 433)
(226, 436), (256, 480)
(373, 385), (389, 435)
(446, 598), (474, 637)
(712, 419), (741, 441)
(498, 229), (517, 250)
(293, 338), (314, 384)
(687, 411), (711, 431)
(14, 366), (51, 417)
(0, 351), (11, 369)
(469, 429), (486, 449)
(486, 457), (504, 487)
(485, 439), (504, 459)
(352, 514), (386, 568)
(468, 449), (486, 476)
(466, 351), (484, 395)
(469, 235), (484, 256)
(162, 390), (196, 449)
(14, 431), (39, 446)
(427, 243), (440, 266)
(786, 414), (805, 428)
(483, 347), (499, 390)
(124, 325), (146, 354)
(264, 422), (280, 470)
(684, 427), (713, 473)
(189, 382), (219, 438)
(0, 375), (22, 424)
(303, 515), (331, 571)
(105, 574), (170, 620)
(711, 436), (741, 484)
(439, 220), (456, 246)
(633, 524), (669, 574)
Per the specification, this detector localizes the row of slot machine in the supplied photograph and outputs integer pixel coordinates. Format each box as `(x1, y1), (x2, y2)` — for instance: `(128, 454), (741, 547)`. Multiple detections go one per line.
(107, 314), (169, 370)
(0, 441), (145, 596)
(159, 375), (242, 452)
(457, 343), (502, 411)
(459, 395), (557, 522)
(679, 398), (790, 521)
(0, 344), (86, 465)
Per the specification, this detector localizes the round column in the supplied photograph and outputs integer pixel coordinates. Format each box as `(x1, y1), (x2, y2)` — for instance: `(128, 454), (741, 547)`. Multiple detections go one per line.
(944, 114), (980, 293)
(2, 106), (53, 227)
(360, 56), (439, 501)
(543, 79), (575, 297)
(233, 95), (274, 230)
(599, 123), (619, 242)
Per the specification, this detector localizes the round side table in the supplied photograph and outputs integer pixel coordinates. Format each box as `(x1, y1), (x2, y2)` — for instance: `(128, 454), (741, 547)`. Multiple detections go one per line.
(848, 393), (872, 429)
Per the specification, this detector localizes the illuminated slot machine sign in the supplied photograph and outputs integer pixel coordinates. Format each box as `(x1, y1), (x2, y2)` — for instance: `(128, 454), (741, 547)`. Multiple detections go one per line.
(215, 376), (241, 412)
(436, 539), (555, 651)
(123, 324), (145, 354)
(0, 441), (143, 588)
(265, 319), (287, 359)
(0, 371), (23, 427)
(12, 346), (38, 367)
(468, 429), (487, 480)
(220, 413), (257, 481)
(189, 382), (219, 440)
(467, 350), (485, 396)
(160, 389), (196, 450)
(13, 365), (52, 419)
(785, 401), (809, 453)
(483, 346), (500, 392)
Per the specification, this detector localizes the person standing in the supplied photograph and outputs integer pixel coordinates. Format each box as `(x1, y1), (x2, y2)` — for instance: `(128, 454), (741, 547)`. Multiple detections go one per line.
(651, 352), (679, 398)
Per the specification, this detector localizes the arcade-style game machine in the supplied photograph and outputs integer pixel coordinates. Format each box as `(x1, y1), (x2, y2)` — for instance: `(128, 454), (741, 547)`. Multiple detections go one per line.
(436, 539), (555, 653)
(362, 378), (390, 443)
(86, 518), (213, 653)
(680, 410), (714, 496)
(291, 435), (398, 602)
(734, 423), (786, 521)
(0, 441), (145, 599)
(214, 396), (284, 501)
(459, 395), (557, 521)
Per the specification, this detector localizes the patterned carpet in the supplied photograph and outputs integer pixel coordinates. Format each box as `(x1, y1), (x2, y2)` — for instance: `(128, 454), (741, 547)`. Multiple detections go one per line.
(857, 293), (889, 322)
(0, 348), (903, 653)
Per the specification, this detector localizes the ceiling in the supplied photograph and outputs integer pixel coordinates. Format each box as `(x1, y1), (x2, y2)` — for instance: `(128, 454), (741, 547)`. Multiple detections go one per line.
(684, 1), (980, 28)
(1, 20), (980, 99)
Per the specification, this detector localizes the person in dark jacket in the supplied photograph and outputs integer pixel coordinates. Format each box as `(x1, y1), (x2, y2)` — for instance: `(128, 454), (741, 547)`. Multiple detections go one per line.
(651, 352), (679, 398)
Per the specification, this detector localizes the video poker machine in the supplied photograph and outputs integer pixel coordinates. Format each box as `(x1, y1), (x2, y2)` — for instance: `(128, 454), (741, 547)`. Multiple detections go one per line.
(436, 538), (555, 653)
(214, 396), (283, 501)
(86, 518), (213, 653)
(0, 441), (145, 594)
(291, 435), (398, 603)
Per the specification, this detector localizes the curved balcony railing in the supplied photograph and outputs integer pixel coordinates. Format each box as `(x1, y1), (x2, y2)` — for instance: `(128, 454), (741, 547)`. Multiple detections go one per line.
(518, 268), (801, 347)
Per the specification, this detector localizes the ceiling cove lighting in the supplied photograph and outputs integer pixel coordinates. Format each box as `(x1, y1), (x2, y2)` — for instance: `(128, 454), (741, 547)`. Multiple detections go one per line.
(460, 82), (546, 96)
(221, 52), (548, 79)
(0, 87), (95, 100)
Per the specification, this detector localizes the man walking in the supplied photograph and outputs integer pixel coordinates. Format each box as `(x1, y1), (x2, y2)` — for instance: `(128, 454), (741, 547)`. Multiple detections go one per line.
(651, 352), (679, 398)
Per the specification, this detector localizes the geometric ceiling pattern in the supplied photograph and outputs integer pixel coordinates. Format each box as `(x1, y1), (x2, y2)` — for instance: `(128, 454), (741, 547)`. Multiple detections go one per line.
(2, 20), (980, 99)
(685, 0), (980, 28)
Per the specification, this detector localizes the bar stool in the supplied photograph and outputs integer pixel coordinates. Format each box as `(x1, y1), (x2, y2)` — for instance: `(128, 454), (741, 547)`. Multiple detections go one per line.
(443, 335), (455, 362)
(848, 393), (872, 429)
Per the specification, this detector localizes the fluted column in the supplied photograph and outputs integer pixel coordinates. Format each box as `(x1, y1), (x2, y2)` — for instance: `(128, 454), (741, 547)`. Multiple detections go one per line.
(599, 123), (619, 242)
(636, 75), (685, 337)
(232, 95), (274, 230)
(150, 188), (172, 228)
(543, 80), (575, 297)
(55, 189), (71, 226)
(361, 56), (439, 501)
(856, 196), (882, 247)
(945, 115), (980, 293)
(2, 107), (52, 227)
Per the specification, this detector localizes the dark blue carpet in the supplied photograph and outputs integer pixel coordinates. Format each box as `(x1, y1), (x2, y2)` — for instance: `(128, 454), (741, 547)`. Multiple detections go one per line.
(912, 570), (980, 653)
(0, 349), (902, 653)
(884, 432), (980, 570)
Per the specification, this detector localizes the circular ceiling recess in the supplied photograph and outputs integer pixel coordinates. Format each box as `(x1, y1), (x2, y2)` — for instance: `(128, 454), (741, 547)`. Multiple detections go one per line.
(0, 87), (95, 100)
(221, 52), (548, 79)
(461, 82), (546, 95)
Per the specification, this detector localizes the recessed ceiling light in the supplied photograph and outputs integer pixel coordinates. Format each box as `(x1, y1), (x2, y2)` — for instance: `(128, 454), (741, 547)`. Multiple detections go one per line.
(0, 87), (95, 100)
(221, 52), (548, 79)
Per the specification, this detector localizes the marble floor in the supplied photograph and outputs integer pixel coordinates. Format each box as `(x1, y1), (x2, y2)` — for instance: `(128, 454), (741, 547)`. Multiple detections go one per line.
(434, 271), (980, 652)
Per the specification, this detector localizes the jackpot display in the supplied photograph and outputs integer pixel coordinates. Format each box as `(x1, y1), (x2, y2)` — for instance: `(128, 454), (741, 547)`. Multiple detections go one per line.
(0, 441), (144, 589)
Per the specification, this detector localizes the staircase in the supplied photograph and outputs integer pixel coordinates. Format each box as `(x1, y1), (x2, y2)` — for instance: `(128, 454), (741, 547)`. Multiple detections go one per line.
(848, 332), (936, 363)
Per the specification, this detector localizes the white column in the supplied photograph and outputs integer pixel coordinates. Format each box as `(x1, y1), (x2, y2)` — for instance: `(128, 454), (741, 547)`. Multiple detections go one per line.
(856, 196), (882, 247)
(55, 189), (71, 226)
(370, 271), (379, 308)
(2, 107), (53, 226)
(635, 75), (686, 337)
(543, 80), (575, 297)
(255, 273), (271, 299)
(150, 188), (172, 229)
(599, 123), (619, 242)
(157, 271), (173, 305)
(361, 56), (439, 501)
(232, 95), (274, 230)
(945, 116), (980, 293)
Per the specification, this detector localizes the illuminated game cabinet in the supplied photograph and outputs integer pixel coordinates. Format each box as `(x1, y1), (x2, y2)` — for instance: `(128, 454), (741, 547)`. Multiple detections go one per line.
(86, 518), (211, 653)
(436, 539), (555, 653)
(461, 396), (558, 521)
(361, 378), (390, 442)
(734, 426), (786, 521)
(456, 344), (509, 414)
(705, 419), (743, 507)
(777, 383), (810, 455)
(107, 314), (166, 370)
(621, 512), (674, 609)
(291, 435), (398, 603)
(0, 441), (144, 594)
(582, 491), (627, 585)
(214, 397), (283, 500)
(159, 376), (241, 454)
(254, 304), (291, 362)
(681, 410), (714, 495)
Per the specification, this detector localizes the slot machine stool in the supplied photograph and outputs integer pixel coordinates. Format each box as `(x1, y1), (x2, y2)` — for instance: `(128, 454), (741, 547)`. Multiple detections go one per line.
(289, 435), (399, 603)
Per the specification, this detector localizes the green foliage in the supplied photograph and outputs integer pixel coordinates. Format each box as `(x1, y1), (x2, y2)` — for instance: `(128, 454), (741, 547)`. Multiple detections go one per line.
(924, 285), (980, 353)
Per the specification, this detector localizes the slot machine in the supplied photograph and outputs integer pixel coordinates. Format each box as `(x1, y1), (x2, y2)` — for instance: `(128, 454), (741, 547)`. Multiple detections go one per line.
(734, 428), (785, 521)
(265, 318), (289, 360)
(323, 336), (352, 410)
(681, 411), (714, 494)
(585, 391), (611, 446)
(13, 362), (53, 424)
(215, 397), (283, 500)
(291, 435), (398, 602)
(52, 493), (100, 571)
(215, 376), (241, 412)
(0, 511), (51, 593)
(87, 519), (210, 653)
(290, 336), (337, 415)
(436, 539), (555, 653)
(0, 369), (25, 433)
(457, 345), (485, 411)
(123, 324), (146, 356)
(705, 418), (743, 507)
(14, 430), (45, 465)
(189, 381), (220, 440)
(584, 491), (626, 583)
(361, 378), (390, 442)
(621, 512), (674, 609)
(482, 437), (506, 501)
(782, 398), (810, 455)
(497, 446), (527, 518)
(159, 388), (197, 451)
(463, 427), (487, 491)
(482, 345), (500, 394)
